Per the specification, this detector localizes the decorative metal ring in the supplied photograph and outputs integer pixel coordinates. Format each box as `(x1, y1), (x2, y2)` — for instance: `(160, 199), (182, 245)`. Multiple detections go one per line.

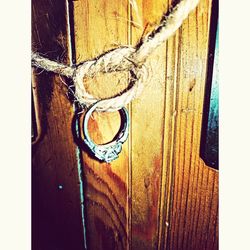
(83, 101), (130, 163)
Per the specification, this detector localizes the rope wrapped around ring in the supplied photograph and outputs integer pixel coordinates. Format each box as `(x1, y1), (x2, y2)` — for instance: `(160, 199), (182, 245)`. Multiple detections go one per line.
(72, 47), (149, 112)
(31, 0), (200, 112)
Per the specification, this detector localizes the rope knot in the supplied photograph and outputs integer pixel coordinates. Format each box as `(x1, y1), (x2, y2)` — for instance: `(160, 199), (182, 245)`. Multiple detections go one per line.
(31, 0), (201, 112)
(72, 47), (148, 112)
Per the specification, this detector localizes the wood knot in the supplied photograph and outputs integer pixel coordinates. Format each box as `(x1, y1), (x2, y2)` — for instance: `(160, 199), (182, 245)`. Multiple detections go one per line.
(144, 176), (150, 188)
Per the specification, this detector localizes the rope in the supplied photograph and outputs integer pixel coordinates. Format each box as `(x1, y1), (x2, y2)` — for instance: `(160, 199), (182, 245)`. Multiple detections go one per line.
(32, 0), (200, 112)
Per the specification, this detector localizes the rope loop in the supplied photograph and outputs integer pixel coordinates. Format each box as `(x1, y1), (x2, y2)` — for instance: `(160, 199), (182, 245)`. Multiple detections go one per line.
(73, 53), (148, 112)
(31, 0), (201, 112)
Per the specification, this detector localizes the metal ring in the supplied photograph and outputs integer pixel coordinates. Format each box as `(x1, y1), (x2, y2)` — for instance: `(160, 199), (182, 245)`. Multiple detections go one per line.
(83, 101), (130, 163)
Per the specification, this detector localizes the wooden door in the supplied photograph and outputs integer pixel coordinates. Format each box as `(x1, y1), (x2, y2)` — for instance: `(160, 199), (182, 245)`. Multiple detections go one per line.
(32, 0), (218, 249)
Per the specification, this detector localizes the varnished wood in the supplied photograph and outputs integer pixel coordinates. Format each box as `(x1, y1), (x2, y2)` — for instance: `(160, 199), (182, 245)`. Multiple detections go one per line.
(72, 1), (130, 249)
(32, 1), (85, 249)
(71, 0), (218, 249)
(165, 0), (218, 249)
(32, 0), (218, 249)
(130, 1), (169, 249)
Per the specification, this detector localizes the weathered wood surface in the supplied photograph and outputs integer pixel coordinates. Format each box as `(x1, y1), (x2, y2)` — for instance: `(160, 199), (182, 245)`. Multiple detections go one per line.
(32, 0), (85, 249)
(72, 1), (130, 249)
(130, 1), (169, 249)
(71, 0), (218, 249)
(32, 0), (218, 249)
(165, 1), (219, 249)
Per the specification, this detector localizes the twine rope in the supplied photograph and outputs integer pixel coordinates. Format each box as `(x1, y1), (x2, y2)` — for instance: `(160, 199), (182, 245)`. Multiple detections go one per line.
(32, 0), (200, 112)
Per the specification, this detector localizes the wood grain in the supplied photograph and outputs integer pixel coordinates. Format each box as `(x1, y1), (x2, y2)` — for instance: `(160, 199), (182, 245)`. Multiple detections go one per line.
(32, 0), (85, 249)
(130, 1), (169, 249)
(72, 1), (130, 249)
(71, 0), (218, 249)
(165, 0), (219, 249)
(32, 0), (218, 249)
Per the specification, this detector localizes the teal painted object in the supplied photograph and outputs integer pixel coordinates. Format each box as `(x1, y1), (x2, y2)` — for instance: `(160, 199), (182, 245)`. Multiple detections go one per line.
(74, 104), (88, 249)
(205, 26), (219, 168)
(201, 3), (219, 170)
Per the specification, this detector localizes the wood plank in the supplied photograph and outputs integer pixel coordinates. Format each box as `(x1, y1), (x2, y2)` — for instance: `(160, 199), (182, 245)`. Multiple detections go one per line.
(70, 0), (218, 249)
(72, 1), (130, 249)
(166, 0), (219, 249)
(130, 1), (170, 249)
(32, 0), (85, 249)
(160, 17), (181, 250)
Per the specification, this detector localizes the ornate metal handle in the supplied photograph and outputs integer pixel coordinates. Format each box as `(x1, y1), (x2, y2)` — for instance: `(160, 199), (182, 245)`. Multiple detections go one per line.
(82, 101), (130, 163)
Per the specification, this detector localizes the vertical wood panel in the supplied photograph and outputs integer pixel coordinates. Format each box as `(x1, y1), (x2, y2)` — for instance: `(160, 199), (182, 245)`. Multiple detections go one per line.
(166, 0), (219, 249)
(33, 0), (219, 249)
(72, 1), (130, 249)
(32, 0), (85, 249)
(130, 1), (170, 249)
(159, 16), (181, 250)
(72, 0), (218, 249)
